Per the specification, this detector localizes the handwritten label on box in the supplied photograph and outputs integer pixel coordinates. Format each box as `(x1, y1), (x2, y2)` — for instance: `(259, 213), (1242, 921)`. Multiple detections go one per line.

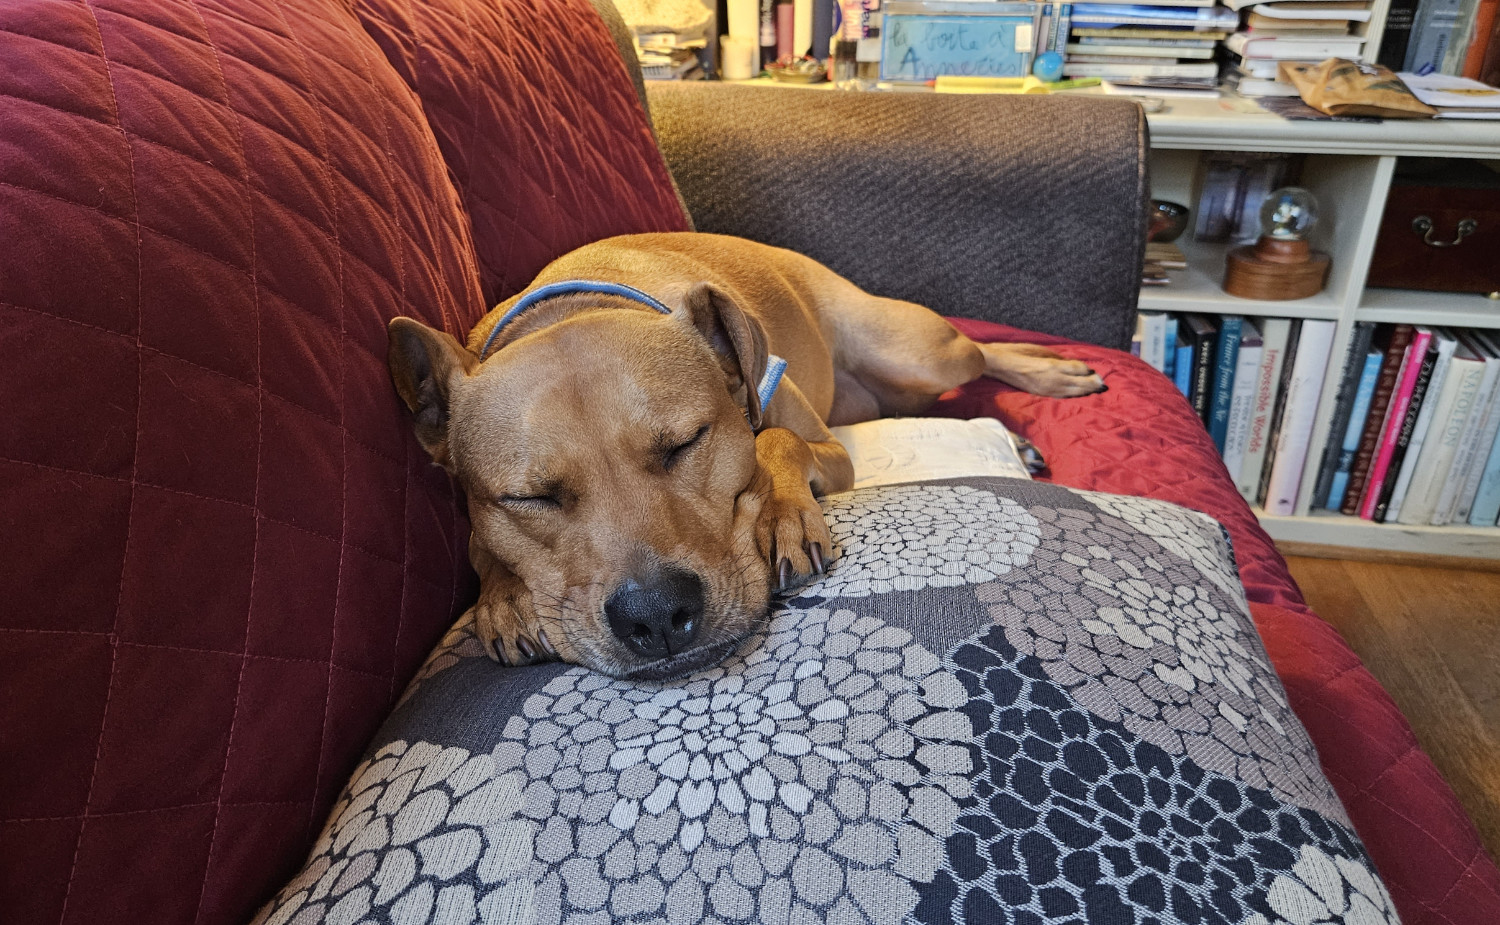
(881, 9), (1037, 81)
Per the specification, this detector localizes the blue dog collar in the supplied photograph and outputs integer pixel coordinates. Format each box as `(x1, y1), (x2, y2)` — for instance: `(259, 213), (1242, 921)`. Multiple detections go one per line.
(476, 279), (786, 415)
(477, 280), (672, 360)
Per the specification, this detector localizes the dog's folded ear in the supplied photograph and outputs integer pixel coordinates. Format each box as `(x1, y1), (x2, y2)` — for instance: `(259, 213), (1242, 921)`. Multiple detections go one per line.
(681, 283), (770, 430)
(387, 317), (478, 470)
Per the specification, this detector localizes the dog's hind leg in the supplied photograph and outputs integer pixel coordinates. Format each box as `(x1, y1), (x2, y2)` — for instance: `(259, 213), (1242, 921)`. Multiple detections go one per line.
(824, 292), (1104, 412)
(976, 341), (1106, 397)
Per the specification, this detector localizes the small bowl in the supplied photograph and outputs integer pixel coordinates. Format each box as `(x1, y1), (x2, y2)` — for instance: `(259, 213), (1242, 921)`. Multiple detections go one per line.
(767, 56), (826, 84)
(1148, 200), (1190, 243)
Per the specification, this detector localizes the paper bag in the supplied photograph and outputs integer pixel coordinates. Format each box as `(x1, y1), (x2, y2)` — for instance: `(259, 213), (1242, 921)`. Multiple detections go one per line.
(1280, 58), (1437, 118)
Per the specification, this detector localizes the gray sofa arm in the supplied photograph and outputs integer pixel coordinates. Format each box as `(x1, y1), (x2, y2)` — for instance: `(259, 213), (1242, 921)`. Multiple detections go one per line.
(647, 83), (1148, 351)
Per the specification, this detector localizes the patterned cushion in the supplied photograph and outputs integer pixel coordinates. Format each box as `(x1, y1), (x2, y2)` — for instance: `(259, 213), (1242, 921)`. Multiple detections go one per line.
(929, 320), (1500, 925)
(254, 478), (1396, 925)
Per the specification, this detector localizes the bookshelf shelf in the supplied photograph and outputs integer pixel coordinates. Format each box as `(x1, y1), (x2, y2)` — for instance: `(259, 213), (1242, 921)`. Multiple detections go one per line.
(1140, 240), (1344, 319)
(1257, 509), (1500, 560)
(1142, 106), (1500, 560)
(1358, 288), (1500, 329)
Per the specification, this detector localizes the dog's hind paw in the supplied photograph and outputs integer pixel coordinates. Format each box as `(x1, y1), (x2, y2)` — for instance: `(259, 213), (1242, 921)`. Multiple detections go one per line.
(979, 342), (1106, 398)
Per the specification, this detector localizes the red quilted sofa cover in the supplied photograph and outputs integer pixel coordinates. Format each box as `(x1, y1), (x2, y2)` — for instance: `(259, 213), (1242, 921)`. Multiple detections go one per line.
(933, 319), (1500, 925)
(0, 0), (684, 922)
(2, 0), (1495, 923)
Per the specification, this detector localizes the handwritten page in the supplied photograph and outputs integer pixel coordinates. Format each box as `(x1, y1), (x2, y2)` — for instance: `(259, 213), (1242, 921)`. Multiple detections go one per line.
(882, 9), (1035, 81)
(829, 417), (1033, 490)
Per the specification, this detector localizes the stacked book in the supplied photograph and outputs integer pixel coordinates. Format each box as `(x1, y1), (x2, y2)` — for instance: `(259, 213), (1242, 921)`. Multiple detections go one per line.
(1134, 312), (1340, 515)
(1065, 2), (1240, 89)
(1220, 0), (1373, 97)
(1141, 242), (1188, 286)
(1400, 71), (1500, 118)
(1312, 324), (1500, 527)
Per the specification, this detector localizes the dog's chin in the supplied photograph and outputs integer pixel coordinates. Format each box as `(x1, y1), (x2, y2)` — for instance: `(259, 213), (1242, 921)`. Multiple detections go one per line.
(611, 637), (743, 682)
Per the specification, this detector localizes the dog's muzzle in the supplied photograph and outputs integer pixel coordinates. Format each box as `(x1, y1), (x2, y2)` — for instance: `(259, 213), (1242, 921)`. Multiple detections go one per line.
(604, 564), (705, 661)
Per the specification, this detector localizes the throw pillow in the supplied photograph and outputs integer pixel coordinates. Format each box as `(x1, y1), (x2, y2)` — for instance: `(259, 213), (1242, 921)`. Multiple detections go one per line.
(254, 477), (1397, 925)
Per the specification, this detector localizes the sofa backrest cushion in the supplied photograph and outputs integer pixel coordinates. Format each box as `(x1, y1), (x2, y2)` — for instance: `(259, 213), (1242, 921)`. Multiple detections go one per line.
(0, 0), (489, 921)
(354, 0), (692, 311)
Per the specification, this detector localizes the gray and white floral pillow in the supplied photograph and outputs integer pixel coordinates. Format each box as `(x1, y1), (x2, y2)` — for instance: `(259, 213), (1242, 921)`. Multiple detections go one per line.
(255, 478), (1396, 925)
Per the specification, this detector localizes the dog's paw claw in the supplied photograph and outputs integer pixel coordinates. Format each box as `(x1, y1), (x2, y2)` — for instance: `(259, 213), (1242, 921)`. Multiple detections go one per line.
(469, 584), (555, 668)
(756, 491), (836, 593)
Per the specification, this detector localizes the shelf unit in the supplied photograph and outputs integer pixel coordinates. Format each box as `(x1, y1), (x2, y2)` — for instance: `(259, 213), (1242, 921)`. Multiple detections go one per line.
(1142, 101), (1500, 560)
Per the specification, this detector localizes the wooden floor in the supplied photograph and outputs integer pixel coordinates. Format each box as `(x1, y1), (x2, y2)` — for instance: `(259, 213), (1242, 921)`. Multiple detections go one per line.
(1285, 555), (1500, 863)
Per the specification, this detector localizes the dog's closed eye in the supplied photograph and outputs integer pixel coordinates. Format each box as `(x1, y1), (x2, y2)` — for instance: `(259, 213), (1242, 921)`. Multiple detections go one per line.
(661, 424), (710, 472)
(497, 491), (564, 511)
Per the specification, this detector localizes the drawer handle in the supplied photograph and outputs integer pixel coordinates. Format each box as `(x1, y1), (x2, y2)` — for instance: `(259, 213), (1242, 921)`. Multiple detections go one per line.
(1411, 215), (1478, 248)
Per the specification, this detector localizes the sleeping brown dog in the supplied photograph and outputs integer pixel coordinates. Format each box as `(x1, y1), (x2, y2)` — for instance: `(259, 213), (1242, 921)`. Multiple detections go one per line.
(388, 232), (1102, 678)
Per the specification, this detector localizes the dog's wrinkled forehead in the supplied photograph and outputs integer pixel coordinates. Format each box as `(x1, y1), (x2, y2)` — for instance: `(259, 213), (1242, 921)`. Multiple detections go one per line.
(452, 311), (727, 466)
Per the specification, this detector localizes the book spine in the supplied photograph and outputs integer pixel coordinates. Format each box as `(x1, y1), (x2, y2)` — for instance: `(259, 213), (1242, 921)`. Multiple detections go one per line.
(1388, 340), (1458, 523)
(1190, 323), (1216, 424)
(1062, 62), (1218, 77)
(1468, 423), (1500, 525)
(1222, 343), (1264, 481)
(1163, 316), (1180, 380)
(1265, 320), (1336, 515)
(1174, 343), (1194, 397)
(1455, 379), (1500, 521)
(1038, 3), (1056, 55)
(1054, 3), (1074, 53)
(1360, 329), (1433, 520)
(1312, 322), (1377, 509)
(1372, 339), (1440, 521)
(1434, 362), (1500, 523)
(1209, 315), (1244, 452)
(1354, 340), (1417, 518)
(1380, 0), (1422, 70)
(1341, 325), (1415, 516)
(1399, 359), (1484, 525)
(1463, 0), (1500, 78)
(1405, 0), (1467, 72)
(813, 0), (835, 59)
(1257, 319), (1303, 508)
(1141, 313), (1166, 372)
(1239, 318), (1291, 503)
(1327, 351), (1383, 511)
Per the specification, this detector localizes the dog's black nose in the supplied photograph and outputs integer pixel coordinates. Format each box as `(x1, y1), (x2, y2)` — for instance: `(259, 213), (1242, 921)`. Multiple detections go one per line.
(605, 565), (704, 659)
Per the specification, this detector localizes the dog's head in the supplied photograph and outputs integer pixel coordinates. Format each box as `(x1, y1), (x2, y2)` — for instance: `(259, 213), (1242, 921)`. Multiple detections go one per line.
(387, 284), (775, 678)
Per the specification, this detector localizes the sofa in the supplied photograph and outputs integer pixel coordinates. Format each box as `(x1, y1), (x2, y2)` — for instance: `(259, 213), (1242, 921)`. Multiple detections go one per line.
(2, 0), (1497, 923)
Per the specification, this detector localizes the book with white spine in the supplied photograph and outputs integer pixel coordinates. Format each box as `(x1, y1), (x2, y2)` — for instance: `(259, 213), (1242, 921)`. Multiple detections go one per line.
(1264, 319), (1336, 515)
(1222, 320), (1265, 483)
(1238, 317), (1292, 503)
(1140, 313), (1167, 372)
(1434, 334), (1500, 524)
(1454, 331), (1500, 523)
(1396, 345), (1486, 526)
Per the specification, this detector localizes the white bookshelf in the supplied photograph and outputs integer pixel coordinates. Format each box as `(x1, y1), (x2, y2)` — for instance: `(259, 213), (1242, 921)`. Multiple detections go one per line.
(1141, 104), (1500, 560)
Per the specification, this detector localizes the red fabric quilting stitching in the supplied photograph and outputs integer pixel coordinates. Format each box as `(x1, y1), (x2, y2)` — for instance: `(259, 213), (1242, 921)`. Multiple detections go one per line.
(156, 6), (263, 912)
(0, 453), (423, 574)
(276, 0), (358, 847)
(57, 1), (144, 917)
(5, 799), (310, 826)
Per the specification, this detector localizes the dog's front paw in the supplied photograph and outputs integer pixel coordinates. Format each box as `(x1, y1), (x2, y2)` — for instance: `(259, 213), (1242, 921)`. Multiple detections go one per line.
(752, 485), (836, 592)
(468, 551), (557, 667)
